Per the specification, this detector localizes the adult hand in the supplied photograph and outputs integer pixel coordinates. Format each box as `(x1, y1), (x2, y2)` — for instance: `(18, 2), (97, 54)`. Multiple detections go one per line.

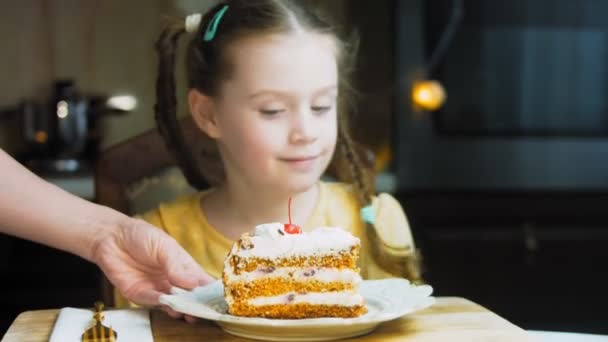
(91, 217), (214, 321)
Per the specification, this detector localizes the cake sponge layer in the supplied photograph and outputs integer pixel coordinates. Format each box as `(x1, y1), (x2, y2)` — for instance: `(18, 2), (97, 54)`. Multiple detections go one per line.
(228, 247), (359, 274)
(228, 303), (367, 319)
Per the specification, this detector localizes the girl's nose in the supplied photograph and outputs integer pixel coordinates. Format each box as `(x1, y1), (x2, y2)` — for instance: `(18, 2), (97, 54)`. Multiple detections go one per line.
(289, 108), (318, 144)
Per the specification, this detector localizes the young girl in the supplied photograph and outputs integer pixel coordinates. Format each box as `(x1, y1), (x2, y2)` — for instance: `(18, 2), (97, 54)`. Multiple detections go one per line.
(115, 0), (420, 307)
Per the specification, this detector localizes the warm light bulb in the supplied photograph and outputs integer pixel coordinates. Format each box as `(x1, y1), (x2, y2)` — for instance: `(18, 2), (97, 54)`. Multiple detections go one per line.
(34, 131), (48, 143)
(412, 80), (446, 111)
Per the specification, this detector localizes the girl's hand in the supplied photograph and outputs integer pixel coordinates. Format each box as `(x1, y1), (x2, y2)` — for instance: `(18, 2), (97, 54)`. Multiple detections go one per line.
(91, 217), (214, 321)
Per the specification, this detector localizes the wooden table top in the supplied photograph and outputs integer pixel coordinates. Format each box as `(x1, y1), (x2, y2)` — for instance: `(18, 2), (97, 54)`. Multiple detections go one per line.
(2, 297), (537, 342)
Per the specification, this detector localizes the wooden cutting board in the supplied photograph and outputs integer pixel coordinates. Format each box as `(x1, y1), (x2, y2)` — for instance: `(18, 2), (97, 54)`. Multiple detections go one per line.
(2, 297), (537, 342)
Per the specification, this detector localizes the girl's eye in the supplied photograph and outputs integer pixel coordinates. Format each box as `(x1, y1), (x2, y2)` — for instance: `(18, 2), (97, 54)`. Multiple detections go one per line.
(260, 109), (285, 116)
(311, 106), (332, 114)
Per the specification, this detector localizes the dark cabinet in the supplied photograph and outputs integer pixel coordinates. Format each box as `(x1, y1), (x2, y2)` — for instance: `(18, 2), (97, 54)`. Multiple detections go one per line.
(0, 236), (100, 336)
(403, 194), (608, 334)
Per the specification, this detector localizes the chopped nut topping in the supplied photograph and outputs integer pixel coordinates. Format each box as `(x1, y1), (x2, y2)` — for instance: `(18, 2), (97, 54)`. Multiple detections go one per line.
(240, 237), (254, 250)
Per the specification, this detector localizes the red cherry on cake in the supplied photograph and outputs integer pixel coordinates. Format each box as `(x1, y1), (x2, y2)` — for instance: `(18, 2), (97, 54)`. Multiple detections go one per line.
(284, 223), (302, 234)
(284, 197), (302, 234)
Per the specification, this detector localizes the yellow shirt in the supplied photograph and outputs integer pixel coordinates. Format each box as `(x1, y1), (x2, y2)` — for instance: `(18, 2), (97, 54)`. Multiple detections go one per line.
(114, 182), (415, 307)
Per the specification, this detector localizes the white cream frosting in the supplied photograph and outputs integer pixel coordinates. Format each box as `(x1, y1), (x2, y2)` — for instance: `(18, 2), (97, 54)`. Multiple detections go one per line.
(248, 291), (364, 307)
(234, 223), (360, 259)
(225, 267), (362, 284)
(254, 222), (285, 238)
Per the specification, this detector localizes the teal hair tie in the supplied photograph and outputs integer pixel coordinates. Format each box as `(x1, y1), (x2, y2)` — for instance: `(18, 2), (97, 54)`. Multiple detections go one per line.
(360, 205), (376, 225)
(204, 5), (229, 42)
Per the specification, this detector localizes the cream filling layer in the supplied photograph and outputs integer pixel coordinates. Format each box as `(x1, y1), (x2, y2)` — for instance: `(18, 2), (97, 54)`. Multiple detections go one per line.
(247, 291), (364, 307)
(225, 267), (362, 284)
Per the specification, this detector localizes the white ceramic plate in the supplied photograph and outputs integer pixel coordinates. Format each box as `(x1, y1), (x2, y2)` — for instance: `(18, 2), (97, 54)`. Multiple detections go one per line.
(160, 278), (435, 341)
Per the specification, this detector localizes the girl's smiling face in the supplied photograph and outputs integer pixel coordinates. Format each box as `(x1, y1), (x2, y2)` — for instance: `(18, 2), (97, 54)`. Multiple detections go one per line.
(191, 32), (339, 194)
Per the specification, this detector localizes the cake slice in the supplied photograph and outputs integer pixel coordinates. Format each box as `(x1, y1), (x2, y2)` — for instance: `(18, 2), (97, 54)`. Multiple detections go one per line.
(222, 223), (366, 319)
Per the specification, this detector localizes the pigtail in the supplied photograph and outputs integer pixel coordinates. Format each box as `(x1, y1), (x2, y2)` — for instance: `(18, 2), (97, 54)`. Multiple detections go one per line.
(154, 19), (208, 190)
(336, 113), (373, 206)
(337, 111), (423, 282)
